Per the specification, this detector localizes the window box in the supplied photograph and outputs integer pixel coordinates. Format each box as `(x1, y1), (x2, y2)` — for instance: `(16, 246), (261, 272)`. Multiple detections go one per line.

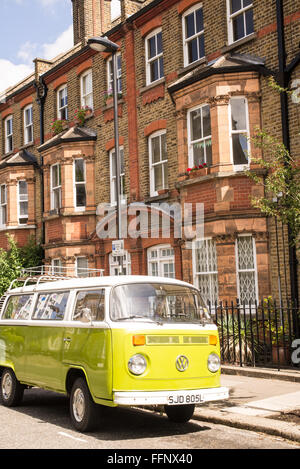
(187, 164), (210, 178)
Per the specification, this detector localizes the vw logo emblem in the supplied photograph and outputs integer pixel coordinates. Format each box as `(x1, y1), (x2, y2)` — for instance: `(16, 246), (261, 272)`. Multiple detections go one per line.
(176, 355), (189, 372)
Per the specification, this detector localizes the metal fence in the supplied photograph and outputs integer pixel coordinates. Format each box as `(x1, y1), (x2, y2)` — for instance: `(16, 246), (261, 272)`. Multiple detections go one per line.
(209, 299), (300, 371)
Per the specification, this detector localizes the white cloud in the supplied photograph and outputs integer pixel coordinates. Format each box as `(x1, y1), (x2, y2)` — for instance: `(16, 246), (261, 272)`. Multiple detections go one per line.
(0, 25), (73, 93)
(42, 24), (73, 60)
(0, 59), (33, 94)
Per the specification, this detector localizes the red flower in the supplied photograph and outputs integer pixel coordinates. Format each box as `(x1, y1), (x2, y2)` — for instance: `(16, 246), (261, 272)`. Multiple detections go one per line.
(187, 168), (192, 172)
(203, 163), (207, 166)
(198, 164), (203, 168)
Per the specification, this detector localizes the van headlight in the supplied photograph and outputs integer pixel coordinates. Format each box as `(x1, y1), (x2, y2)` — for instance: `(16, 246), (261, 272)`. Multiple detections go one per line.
(207, 353), (221, 373)
(128, 354), (147, 375)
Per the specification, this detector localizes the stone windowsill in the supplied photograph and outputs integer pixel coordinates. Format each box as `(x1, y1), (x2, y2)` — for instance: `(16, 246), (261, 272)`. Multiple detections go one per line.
(139, 78), (165, 95)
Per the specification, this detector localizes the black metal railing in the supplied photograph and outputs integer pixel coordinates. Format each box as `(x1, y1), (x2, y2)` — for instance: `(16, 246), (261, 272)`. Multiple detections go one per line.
(209, 299), (300, 371)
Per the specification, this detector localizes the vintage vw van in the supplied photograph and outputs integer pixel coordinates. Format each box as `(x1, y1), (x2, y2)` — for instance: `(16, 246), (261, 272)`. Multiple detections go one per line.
(0, 275), (228, 432)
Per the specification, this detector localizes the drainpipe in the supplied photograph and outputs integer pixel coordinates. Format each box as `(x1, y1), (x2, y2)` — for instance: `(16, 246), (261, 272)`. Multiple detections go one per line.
(34, 78), (48, 247)
(275, 0), (299, 306)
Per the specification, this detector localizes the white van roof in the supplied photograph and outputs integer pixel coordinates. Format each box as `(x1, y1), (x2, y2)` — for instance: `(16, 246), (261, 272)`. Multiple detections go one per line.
(8, 275), (197, 294)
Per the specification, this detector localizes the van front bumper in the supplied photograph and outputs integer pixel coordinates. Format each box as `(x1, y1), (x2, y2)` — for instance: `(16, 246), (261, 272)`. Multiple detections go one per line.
(113, 386), (229, 406)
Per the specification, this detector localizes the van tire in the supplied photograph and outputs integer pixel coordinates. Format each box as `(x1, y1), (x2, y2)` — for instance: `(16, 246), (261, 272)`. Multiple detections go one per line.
(164, 404), (195, 423)
(0, 368), (24, 407)
(70, 377), (99, 432)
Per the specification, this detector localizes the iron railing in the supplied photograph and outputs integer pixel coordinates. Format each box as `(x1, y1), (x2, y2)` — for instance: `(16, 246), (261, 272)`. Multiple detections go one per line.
(209, 299), (300, 371)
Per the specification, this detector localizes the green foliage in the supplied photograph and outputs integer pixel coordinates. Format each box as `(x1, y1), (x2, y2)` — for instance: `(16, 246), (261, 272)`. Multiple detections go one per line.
(0, 235), (43, 296)
(245, 129), (300, 247)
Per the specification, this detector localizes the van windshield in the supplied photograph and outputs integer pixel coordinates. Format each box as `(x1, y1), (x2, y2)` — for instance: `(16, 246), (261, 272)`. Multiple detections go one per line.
(110, 283), (211, 324)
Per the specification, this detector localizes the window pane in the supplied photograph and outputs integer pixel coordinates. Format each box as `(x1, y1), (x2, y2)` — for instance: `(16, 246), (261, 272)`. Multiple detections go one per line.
(1, 186), (6, 204)
(206, 140), (212, 166)
(193, 142), (205, 166)
(202, 106), (211, 137)
(232, 134), (248, 165)
(161, 133), (167, 160)
(19, 201), (28, 216)
(243, 0), (252, 7)
(19, 181), (28, 197)
(148, 35), (156, 59)
(150, 59), (159, 82)
(157, 31), (163, 54)
(196, 8), (204, 32)
(187, 37), (198, 63)
(159, 56), (164, 79)
(237, 236), (254, 270)
(73, 290), (105, 322)
(185, 12), (195, 38)
(75, 159), (85, 182)
(77, 257), (88, 277)
(3, 295), (33, 320)
(231, 98), (247, 130)
(198, 34), (205, 59)
(151, 136), (161, 163)
(190, 109), (202, 141)
(231, 0), (242, 14)
(154, 165), (163, 191)
(33, 292), (69, 320)
(233, 14), (245, 41)
(76, 185), (86, 207)
(245, 8), (254, 35)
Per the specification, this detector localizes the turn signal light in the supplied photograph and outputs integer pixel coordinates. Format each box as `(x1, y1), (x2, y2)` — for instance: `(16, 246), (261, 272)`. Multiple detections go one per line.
(209, 335), (218, 345)
(133, 335), (146, 346)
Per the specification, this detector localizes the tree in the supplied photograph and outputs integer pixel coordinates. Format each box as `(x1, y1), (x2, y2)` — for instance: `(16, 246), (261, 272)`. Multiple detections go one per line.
(246, 130), (300, 249)
(0, 235), (43, 296)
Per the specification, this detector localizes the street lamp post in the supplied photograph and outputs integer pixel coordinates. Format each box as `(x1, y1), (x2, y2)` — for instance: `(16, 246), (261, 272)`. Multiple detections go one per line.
(88, 36), (123, 273)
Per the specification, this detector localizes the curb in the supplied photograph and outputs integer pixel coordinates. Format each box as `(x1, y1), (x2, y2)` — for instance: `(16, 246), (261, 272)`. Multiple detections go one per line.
(193, 408), (300, 443)
(221, 365), (300, 383)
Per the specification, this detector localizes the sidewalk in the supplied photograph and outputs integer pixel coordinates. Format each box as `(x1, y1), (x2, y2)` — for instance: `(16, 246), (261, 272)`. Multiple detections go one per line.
(194, 366), (300, 443)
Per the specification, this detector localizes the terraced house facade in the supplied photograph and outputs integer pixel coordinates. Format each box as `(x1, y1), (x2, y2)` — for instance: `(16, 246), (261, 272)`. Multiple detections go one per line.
(0, 0), (299, 306)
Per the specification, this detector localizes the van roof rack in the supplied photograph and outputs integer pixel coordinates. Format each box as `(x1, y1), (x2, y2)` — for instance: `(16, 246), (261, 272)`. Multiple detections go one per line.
(7, 265), (105, 292)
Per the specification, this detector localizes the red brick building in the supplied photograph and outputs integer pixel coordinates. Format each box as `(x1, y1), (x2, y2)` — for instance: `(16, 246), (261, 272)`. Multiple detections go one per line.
(0, 0), (299, 306)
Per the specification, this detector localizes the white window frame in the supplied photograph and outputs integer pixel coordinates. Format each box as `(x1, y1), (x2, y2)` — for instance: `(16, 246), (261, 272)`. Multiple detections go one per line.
(57, 85), (68, 120)
(192, 238), (219, 307)
(227, 0), (254, 45)
(76, 257), (89, 278)
(187, 104), (212, 168)
(147, 244), (175, 278)
(235, 234), (259, 306)
(73, 158), (86, 211)
(0, 184), (7, 228)
(109, 250), (131, 276)
(145, 28), (164, 86)
(149, 130), (168, 197)
(182, 3), (205, 67)
(229, 96), (250, 171)
(109, 146), (125, 206)
(51, 258), (62, 275)
(80, 69), (93, 110)
(17, 180), (28, 226)
(107, 53), (122, 95)
(50, 163), (62, 211)
(5, 115), (13, 154)
(24, 104), (33, 145)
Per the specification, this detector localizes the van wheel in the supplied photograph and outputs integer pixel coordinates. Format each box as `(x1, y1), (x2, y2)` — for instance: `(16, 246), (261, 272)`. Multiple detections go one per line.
(70, 377), (99, 432)
(0, 368), (24, 407)
(164, 404), (195, 423)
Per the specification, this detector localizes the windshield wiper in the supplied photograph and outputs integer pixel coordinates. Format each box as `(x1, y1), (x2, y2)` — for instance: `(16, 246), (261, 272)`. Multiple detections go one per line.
(114, 315), (147, 321)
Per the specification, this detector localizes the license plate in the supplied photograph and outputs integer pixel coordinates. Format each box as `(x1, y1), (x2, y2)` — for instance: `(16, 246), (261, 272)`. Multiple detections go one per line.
(167, 393), (204, 405)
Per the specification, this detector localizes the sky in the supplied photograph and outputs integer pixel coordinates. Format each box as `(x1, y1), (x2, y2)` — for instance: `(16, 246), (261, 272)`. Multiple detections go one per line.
(0, 0), (74, 94)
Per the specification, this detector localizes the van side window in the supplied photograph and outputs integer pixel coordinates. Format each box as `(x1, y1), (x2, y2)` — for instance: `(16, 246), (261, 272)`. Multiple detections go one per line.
(3, 295), (33, 320)
(73, 290), (105, 322)
(32, 292), (69, 320)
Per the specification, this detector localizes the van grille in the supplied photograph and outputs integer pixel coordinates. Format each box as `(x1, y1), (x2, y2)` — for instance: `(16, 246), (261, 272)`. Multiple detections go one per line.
(0, 295), (7, 316)
(146, 335), (208, 345)
(146, 336), (180, 345)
